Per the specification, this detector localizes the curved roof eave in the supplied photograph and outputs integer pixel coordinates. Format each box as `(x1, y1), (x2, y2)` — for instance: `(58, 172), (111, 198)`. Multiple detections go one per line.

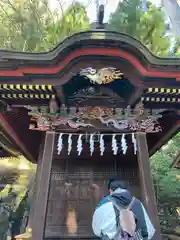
(0, 113), (35, 162)
(0, 30), (179, 67)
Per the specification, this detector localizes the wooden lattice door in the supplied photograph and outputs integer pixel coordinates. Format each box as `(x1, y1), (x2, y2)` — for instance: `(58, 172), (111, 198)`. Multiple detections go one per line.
(45, 157), (139, 239)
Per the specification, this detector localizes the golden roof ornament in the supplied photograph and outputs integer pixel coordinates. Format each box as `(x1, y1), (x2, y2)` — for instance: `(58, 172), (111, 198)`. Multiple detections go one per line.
(80, 67), (123, 84)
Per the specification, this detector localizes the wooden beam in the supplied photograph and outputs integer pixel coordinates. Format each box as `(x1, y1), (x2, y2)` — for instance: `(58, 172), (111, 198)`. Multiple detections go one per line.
(55, 86), (66, 105)
(128, 83), (144, 105)
(0, 113), (34, 162)
(149, 121), (180, 156)
(27, 137), (45, 229)
(171, 151), (180, 168)
(136, 133), (162, 240)
(32, 131), (55, 240)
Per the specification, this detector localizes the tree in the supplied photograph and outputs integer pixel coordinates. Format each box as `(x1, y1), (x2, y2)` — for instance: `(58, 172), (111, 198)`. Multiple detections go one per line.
(40, 2), (90, 52)
(0, 0), (90, 52)
(108, 0), (171, 56)
(0, 0), (49, 51)
(151, 133), (180, 233)
(151, 133), (180, 202)
(107, 0), (142, 38)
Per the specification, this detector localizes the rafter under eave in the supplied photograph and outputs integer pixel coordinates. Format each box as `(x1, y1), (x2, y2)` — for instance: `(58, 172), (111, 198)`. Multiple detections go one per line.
(149, 120), (180, 156)
(0, 113), (35, 162)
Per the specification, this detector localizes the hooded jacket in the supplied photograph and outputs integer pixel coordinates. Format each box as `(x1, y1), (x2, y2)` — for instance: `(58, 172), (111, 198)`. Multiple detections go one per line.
(92, 188), (155, 240)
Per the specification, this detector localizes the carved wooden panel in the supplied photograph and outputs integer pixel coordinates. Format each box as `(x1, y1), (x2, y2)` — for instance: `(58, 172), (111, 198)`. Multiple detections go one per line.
(45, 157), (140, 238)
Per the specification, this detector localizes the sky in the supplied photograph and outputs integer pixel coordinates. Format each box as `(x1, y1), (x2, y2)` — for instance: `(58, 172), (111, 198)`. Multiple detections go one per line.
(49, 0), (162, 23)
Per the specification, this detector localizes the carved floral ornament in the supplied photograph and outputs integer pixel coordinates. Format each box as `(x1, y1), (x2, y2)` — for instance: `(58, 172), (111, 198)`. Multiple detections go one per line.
(79, 67), (123, 84)
(57, 133), (137, 156)
(26, 104), (163, 133)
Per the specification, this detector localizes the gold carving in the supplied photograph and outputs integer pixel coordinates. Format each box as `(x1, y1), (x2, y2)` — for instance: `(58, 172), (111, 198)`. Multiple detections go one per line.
(78, 106), (114, 119)
(97, 68), (123, 84)
(80, 67), (123, 84)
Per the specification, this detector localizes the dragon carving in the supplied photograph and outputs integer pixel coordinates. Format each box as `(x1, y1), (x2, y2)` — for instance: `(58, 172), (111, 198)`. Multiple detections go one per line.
(76, 106), (161, 132)
(30, 115), (93, 131)
(26, 105), (161, 132)
(27, 106), (93, 131)
(79, 67), (123, 84)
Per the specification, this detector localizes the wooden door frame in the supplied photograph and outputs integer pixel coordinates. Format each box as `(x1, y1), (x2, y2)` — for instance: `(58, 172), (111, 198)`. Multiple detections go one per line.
(31, 131), (162, 240)
(136, 133), (162, 240)
(32, 131), (55, 240)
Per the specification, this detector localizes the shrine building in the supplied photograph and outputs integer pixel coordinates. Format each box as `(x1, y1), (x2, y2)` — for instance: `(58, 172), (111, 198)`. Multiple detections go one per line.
(0, 31), (179, 240)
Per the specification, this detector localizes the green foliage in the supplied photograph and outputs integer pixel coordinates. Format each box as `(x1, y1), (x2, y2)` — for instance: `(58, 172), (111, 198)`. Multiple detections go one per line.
(108, 0), (171, 56)
(107, 0), (143, 38)
(151, 133), (180, 201)
(40, 2), (90, 52)
(151, 134), (180, 233)
(0, 0), (177, 56)
(0, 0), (90, 52)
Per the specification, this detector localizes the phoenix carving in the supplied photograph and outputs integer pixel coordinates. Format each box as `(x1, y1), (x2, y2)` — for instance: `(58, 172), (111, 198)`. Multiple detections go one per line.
(80, 67), (123, 84)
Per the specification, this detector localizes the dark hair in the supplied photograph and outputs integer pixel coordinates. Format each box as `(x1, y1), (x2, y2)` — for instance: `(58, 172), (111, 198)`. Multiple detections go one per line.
(108, 177), (126, 191)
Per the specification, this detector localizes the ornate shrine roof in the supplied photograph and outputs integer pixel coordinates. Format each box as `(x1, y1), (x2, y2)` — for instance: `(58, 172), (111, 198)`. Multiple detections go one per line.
(0, 31), (179, 162)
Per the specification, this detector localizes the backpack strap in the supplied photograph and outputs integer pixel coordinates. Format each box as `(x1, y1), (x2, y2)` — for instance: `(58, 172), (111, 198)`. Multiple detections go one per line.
(127, 197), (136, 210)
(108, 196), (136, 211)
(107, 196), (121, 211)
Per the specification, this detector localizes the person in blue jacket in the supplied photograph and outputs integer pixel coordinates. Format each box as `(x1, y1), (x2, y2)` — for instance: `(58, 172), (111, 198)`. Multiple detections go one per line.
(92, 178), (155, 240)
